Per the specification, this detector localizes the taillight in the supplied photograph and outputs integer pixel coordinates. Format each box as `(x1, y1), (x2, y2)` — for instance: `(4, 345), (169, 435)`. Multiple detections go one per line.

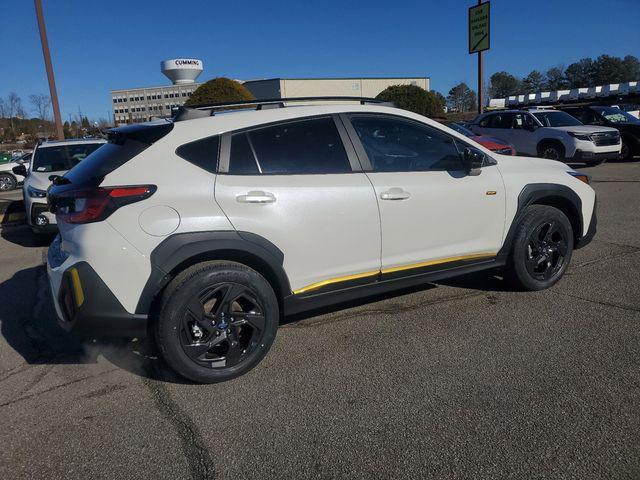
(53, 185), (156, 224)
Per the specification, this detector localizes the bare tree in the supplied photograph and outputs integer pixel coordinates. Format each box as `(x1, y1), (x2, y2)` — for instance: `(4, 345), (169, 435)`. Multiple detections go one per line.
(5, 93), (25, 136)
(29, 94), (51, 121)
(0, 97), (6, 118)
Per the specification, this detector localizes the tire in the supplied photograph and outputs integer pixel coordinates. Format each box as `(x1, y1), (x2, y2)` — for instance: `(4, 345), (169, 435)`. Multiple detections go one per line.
(505, 205), (573, 291)
(0, 173), (17, 191)
(538, 142), (565, 161)
(621, 139), (635, 162)
(155, 261), (279, 383)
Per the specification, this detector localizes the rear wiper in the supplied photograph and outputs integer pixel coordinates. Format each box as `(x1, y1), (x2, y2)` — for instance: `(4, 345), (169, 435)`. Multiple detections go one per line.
(48, 175), (71, 186)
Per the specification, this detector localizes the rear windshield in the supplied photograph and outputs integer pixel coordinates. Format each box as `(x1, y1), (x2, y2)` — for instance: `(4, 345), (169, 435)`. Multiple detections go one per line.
(64, 139), (148, 184)
(32, 143), (103, 172)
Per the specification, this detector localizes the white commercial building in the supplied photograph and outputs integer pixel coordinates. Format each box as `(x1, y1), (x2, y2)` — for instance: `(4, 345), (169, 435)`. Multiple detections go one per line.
(111, 60), (430, 124)
(243, 77), (430, 100)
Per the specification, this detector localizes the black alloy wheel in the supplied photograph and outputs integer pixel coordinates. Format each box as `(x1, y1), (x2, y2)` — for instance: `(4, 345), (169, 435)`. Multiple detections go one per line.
(525, 220), (568, 281)
(156, 261), (278, 383)
(505, 204), (574, 291)
(180, 282), (266, 368)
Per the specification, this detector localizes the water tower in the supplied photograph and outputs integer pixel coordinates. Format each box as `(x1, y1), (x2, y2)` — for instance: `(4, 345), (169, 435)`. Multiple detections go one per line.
(161, 59), (203, 85)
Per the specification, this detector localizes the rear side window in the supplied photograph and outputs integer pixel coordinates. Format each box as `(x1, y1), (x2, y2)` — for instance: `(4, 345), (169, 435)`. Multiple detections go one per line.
(176, 135), (220, 173)
(228, 117), (351, 175)
(481, 113), (513, 128)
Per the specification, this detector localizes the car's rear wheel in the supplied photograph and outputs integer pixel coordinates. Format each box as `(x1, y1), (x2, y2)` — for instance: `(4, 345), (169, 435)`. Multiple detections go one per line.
(155, 261), (279, 383)
(505, 205), (573, 291)
(0, 173), (17, 191)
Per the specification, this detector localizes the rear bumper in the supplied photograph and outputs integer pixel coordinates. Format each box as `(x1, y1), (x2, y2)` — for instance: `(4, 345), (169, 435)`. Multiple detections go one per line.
(48, 238), (147, 338)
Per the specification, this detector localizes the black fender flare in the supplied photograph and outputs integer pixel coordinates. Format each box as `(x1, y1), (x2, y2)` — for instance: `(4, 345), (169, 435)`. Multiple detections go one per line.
(497, 183), (584, 260)
(135, 230), (291, 314)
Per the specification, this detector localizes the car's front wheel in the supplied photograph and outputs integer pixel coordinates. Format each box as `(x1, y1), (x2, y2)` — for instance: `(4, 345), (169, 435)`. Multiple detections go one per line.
(505, 205), (573, 291)
(155, 261), (279, 383)
(0, 173), (17, 191)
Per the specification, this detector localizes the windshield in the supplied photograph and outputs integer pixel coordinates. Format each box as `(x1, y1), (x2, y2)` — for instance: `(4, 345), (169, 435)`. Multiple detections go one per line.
(31, 143), (103, 173)
(533, 111), (583, 127)
(447, 123), (475, 137)
(591, 106), (638, 124)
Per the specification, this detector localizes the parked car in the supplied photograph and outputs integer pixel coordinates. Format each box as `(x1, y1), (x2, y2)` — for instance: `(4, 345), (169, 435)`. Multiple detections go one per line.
(445, 121), (516, 155)
(14, 138), (105, 233)
(469, 108), (621, 166)
(46, 99), (596, 383)
(559, 105), (640, 161)
(0, 151), (31, 191)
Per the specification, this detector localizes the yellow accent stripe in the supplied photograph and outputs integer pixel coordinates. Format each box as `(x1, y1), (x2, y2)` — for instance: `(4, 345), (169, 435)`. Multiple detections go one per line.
(69, 268), (85, 307)
(293, 270), (379, 295)
(293, 253), (497, 295)
(486, 191), (497, 196)
(380, 252), (496, 275)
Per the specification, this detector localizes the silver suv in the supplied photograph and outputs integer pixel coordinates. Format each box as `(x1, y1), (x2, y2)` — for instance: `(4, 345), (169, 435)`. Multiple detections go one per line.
(470, 108), (621, 165)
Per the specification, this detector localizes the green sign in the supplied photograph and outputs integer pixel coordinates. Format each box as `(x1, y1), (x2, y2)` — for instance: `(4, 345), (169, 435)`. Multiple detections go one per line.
(469, 2), (490, 54)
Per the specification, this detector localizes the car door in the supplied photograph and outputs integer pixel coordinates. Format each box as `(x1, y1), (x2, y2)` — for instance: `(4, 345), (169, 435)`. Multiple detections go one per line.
(472, 112), (517, 149)
(214, 115), (381, 295)
(343, 113), (505, 276)
(507, 112), (539, 156)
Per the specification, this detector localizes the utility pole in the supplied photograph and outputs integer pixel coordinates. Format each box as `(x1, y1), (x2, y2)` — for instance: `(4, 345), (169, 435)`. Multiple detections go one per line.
(34, 0), (64, 140)
(477, 4), (484, 115)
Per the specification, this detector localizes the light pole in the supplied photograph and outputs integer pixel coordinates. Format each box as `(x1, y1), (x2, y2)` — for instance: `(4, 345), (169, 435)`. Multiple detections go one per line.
(34, 0), (64, 140)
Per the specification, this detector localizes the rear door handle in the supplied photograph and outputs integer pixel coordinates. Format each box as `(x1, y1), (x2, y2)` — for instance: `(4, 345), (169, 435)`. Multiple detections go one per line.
(236, 191), (276, 204)
(380, 188), (411, 201)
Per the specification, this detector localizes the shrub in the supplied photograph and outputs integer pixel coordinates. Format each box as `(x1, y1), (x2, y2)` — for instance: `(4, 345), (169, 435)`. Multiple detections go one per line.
(376, 85), (445, 117)
(185, 77), (255, 106)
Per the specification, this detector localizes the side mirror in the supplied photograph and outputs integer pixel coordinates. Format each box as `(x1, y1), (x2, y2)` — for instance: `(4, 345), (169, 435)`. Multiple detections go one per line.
(524, 123), (537, 131)
(12, 164), (27, 177)
(463, 147), (484, 176)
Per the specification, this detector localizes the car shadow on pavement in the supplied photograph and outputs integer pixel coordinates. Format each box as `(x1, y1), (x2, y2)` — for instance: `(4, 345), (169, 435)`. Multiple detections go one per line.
(434, 269), (516, 292)
(1, 225), (55, 248)
(0, 264), (189, 384)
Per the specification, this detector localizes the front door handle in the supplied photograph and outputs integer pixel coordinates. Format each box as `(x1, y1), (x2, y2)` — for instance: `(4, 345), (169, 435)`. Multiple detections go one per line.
(380, 188), (411, 201)
(236, 191), (276, 204)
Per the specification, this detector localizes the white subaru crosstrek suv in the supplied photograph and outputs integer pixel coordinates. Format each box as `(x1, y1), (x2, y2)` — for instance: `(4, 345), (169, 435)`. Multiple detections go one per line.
(46, 98), (597, 383)
(469, 108), (621, 166)
(15, 139), (105, 233)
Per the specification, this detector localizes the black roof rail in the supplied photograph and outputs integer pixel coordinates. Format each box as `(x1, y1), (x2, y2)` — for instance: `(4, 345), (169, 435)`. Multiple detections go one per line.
(172, 96), (394, 122)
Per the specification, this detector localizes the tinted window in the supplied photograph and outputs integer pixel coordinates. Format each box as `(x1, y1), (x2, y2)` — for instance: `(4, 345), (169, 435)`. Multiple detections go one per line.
(591, 106), (638, 124)
(487, 113), (514, 128)
(533, 111), (582, 127)
(32, 143), (104, 172)
(176, 135), (219, 173)
(351, 116), (463, 172)
(229, 133), (259, 174)
(447, 122), (475, 137)
(65, 140), (147, 183)
(236, 117), (351, 175)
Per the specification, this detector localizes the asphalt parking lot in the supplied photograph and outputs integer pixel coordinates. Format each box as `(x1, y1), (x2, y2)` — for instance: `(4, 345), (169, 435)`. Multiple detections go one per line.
(0, 161), (639, 480)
